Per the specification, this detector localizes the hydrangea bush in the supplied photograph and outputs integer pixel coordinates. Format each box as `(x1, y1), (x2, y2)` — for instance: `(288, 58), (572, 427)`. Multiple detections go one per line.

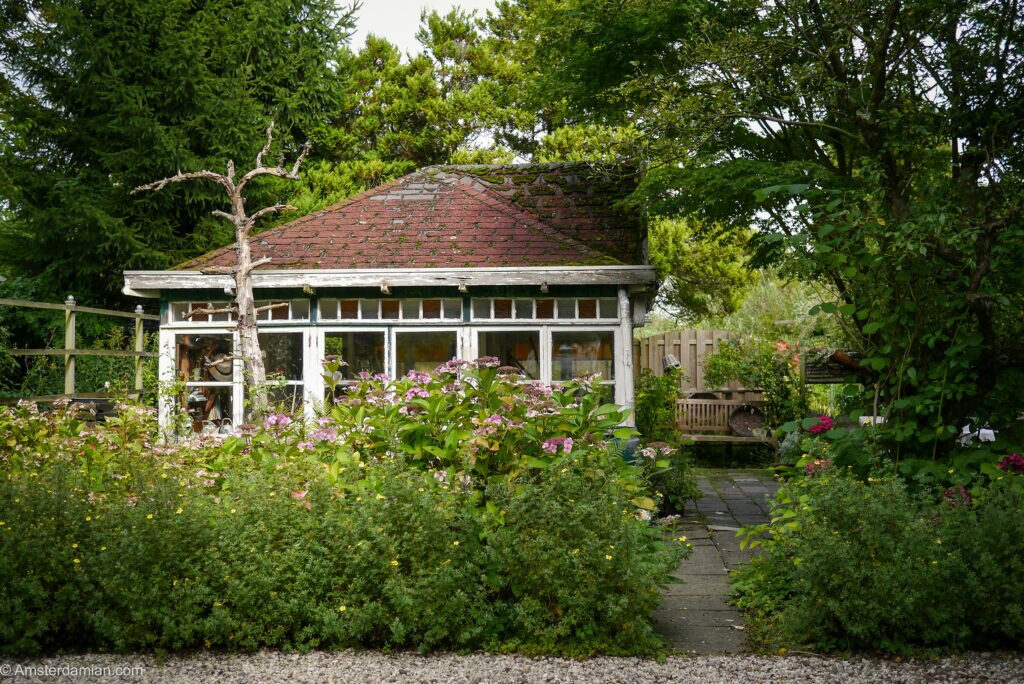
(0, 361), (688, 656)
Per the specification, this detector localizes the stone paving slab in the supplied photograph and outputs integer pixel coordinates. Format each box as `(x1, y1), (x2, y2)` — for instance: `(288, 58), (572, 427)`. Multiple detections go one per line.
(655, 469), (776, 654)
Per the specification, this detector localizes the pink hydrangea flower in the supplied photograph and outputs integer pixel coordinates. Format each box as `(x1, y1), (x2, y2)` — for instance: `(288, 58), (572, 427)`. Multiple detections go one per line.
(405, 387), (430, 401)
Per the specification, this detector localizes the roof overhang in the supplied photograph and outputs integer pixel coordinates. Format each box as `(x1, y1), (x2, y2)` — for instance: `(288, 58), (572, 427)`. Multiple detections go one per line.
(123, 265), (657, 298)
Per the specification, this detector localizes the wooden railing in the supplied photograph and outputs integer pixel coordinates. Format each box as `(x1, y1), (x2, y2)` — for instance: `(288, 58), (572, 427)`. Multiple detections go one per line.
(1, 296), (159, 402)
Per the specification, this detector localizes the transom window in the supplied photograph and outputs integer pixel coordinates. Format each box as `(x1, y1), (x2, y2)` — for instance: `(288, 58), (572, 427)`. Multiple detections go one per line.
(320, 298), (461, 321)
(471, 298), (617, 320)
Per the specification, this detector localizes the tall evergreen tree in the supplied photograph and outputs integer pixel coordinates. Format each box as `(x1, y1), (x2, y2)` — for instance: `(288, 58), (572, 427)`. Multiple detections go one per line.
(0, 0), (355, 305)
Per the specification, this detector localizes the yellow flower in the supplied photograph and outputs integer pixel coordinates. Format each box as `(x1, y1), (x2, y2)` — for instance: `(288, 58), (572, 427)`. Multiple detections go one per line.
(73, 558), (80, 564)
(452, 541), (460, 546)
(390, 560), (399, 566)
(931, 560), (938, 566)
(677, 536), (687, 542)
(338, 605), (346, 612)
(230, 508), (236, 514)
(176, 507), (183, 514)
(936, 538), (942, 545)
(72, 543), (78, 549)
(85, 516), (91, 521)
(0, 521), (5, 526)
(375, 494), (386, 500)
(101, 547), (107, 551)
(146, 514), (154, 520)
(605, 555), (613, 560)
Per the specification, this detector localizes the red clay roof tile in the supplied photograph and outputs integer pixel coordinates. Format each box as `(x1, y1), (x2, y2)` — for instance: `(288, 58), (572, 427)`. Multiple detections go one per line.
(179, 163), (643, 271)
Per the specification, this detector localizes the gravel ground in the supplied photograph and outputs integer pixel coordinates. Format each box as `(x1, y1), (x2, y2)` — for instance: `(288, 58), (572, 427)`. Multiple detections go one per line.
(2, 651), (1022, 684)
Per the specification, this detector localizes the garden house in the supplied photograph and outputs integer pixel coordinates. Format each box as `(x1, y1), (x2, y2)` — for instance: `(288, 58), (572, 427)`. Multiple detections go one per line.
(122, 163), (656, 433)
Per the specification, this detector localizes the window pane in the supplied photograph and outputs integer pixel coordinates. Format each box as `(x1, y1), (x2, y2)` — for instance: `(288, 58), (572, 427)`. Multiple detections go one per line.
(443, 299), (462, 319)
(578, 299), (597, 319)
(190, 303), (210, 323)
(514, 300), (533, 318)
(176, 334), (233, 382)
(493, 299), (513, 319)
(402, 300), (420, 319)
(381, 300), (400, 319)
(551, 331), (614, 381)
(259, 333), (303, 381)
(422, 299), (442, 318)
(536, 299), (554, 319)
(291, 300), (310, 320)
(360, 300), (379, 319)
(324, 332), (386, 380)
(599, 298), (618, 319)
(340, 300), (359, 319)
(478, 331), (540, 379)
(170, 302), (191, 322)
(186, 386), (233, 433)
(395, 331), (457, 376)
(472, 299), (491, 319)
(270, 301), (289, 321)
(320, 299), (339, 320)
(556, 299), (575, 319)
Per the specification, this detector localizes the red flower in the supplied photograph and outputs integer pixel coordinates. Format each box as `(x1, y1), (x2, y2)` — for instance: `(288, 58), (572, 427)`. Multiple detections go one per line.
(808, 416), (834, 435)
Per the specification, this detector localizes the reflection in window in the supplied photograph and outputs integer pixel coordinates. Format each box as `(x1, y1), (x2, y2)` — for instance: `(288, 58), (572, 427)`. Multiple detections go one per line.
(175, 334), (234, 434)
(395, 331), (457, 376)
(551, 331), (615, 382)
(478, 330), (540, 379)
(259, 333), (303, 380)
(324, 332), (386, 380)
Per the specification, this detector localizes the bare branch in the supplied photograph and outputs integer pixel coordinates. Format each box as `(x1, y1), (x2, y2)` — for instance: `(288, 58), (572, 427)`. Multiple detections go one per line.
(247, 203), (298, 228)
(182, 305), (237, 319)
(132, 170), (232, 195)
(198, 265), (237, 275)
(133, 168), (233, 194)
(248, 256), (273, 271)
(289, 142), (311, 178)
(255, 122), (275, 169)
(211, 209), (236, 224)
(254, 301), (289, 314)
(226, 160), (236, 184)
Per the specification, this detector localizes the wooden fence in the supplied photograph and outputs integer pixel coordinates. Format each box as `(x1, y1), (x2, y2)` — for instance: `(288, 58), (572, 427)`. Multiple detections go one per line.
(1, 296), (159, 402)
(632, 328), (762, 402)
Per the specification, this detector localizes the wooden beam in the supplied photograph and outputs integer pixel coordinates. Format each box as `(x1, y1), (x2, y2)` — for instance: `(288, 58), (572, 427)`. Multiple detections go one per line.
(0, 391), (142, 404)
(10, 349), (158, 358)
(0, 297), (158, 320)
(123, 265), (657, 296)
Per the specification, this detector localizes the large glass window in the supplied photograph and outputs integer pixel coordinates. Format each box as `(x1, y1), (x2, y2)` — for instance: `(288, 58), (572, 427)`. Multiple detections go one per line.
(478, 330), (540, 379)
(551, 331), (615, 382)
(395, 331), (457, 376)
(324, 331), (386, 380)
(175, 333), (234, 434)
(259, 332), (304, 412)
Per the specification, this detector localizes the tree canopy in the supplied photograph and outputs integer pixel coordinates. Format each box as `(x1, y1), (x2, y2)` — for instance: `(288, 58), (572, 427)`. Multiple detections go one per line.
(489, 0), (1024, 457)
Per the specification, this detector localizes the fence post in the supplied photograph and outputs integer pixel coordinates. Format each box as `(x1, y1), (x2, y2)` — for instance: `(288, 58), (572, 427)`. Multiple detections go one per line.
(64, 295), (76, 396)
(134, 305), (145, 396)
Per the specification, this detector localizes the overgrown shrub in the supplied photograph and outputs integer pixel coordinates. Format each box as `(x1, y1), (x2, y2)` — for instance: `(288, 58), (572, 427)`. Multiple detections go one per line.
(732, 462), (1024, 653)
(633, 367), (699, 510)
(0, 363), (686, 656)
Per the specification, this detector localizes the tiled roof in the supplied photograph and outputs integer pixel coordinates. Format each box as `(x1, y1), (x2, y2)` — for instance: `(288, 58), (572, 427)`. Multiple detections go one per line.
(179, 163), (643, 271)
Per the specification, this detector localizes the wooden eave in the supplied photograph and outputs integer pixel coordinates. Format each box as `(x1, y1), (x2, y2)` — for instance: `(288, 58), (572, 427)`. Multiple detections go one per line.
(123, 265), (657, 299)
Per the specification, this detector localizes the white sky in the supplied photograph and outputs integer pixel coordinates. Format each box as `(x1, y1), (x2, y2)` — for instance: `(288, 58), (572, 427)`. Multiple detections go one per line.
(350, 0), (499, 56)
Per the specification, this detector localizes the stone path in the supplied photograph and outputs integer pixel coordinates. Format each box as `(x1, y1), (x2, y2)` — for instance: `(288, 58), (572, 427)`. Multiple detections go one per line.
(653, 469), (779, 654)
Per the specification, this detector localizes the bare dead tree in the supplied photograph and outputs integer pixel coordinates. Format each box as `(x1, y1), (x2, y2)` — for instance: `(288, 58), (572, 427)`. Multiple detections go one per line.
(134, 123), (310, 416)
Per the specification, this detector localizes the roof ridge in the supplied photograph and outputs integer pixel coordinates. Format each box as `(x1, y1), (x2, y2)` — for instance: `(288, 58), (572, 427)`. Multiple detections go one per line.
(442, 175), (618, 265)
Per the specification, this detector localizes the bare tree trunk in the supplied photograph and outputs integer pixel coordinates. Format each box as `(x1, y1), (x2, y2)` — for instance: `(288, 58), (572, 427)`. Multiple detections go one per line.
(133, 122), (309, 419)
